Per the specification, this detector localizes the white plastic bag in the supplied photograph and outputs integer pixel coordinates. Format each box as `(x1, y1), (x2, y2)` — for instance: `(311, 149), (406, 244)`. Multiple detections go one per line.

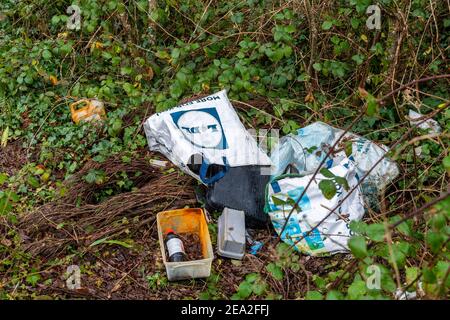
(408, 109), (441, 133)
(265, 158), (364, 255)
(144, 90), (271, 184)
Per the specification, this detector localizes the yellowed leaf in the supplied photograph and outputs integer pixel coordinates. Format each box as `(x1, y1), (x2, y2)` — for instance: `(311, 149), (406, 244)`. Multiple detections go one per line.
(49, 75), (58, 86)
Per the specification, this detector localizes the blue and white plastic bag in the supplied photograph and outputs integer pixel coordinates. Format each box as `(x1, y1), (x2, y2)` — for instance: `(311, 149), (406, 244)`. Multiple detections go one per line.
(270, 122), (399, 192)
(266, 122), (399, 255)
(144, 90), (272, 184)
(266, 158), (364, 255)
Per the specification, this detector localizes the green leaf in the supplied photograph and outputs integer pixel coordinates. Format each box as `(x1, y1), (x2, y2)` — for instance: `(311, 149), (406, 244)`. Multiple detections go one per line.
(266, 263), (284, 281)
(320, 168), (335, 178)
(84, 169), (106, 185)
(26, 272), (41, 287)
(237, 281), (252, 299)
(351, 54), (365, 65)
(430, 213), (446, 231)
(305, 290), (323, 300)
(42, 49), (52, 60)
(443, 155), (450, 174)
(0, 173), (8, 185)
(347, 279), (367, 299)
(90, 238), (133, 248)
(366, 94), (378, 116)
(318, 179), (337, 200)
(326, 290), (344, 300)
(422, 267), (437, 284)
(170, 81), (183, 98)
(344, 141), (353, 157)
(334, 176), (349, 191)
(312, 63), (322, 71)
(349, 220), (368, 234)
(271, 195), (287, 206)
(245, 273), (259, 283)
(27, 176), (40, 188)
(426, 231), (445, 254)
(406, 266), (419, 286)
(389, 216), (412, 236)
(348, 236), (368, 259)
(322, 21), (333, 30)
(366, 223), (385, 242)
(252, 279), (267, 296)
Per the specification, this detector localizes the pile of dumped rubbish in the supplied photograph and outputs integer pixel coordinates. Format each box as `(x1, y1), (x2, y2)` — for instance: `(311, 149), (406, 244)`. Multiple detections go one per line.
(143, 90), (401, 280)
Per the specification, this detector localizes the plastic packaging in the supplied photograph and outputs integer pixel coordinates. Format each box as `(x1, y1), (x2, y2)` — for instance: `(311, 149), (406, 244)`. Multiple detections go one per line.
(143, 90), (272, 185)
(205, 165), (270, 228)
(157, 208), (213, 281)
(270, 122), (399, 192)
(69, 99), (106, 124)
(217, 208), (246, 260)
(265, 158), (364, 255)
(408, 109), (441, 133)
(266, 122), (399, 255)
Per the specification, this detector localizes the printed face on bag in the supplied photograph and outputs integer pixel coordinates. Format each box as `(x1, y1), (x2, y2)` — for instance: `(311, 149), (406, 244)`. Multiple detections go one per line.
(170, 108), (228, 149)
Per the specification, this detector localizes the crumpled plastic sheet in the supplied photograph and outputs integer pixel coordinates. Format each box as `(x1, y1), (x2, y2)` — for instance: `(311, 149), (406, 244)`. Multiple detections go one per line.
(265, 122), (399, 255)
(408, 109), (441, 133)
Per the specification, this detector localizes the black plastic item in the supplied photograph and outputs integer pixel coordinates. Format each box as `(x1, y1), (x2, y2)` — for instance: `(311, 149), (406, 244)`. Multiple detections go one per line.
(205, 166), (271, 229)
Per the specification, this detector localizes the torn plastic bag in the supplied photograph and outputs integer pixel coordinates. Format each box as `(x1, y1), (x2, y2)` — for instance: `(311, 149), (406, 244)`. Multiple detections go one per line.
(205, 165), (270, 228)
(408, 109), (441, 133)
(269, 122), (399, 208)
(143, 90), (272, 185)
(265, 158), (365, 255)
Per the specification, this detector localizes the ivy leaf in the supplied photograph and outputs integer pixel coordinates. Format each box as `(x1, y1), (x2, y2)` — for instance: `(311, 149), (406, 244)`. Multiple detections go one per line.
(84, 169), (106, 185)
(352, 54), (365, 65)
(237, 281), (252, 299)
(251, 279), (267, 296)
(348, 235), (368, 259)
(312, 63), (322, 71)
(318, 179), (337, 200)
(42, 49), (52, 60)
(322, 21), (333, 30)
(266, 263), (284, 281)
